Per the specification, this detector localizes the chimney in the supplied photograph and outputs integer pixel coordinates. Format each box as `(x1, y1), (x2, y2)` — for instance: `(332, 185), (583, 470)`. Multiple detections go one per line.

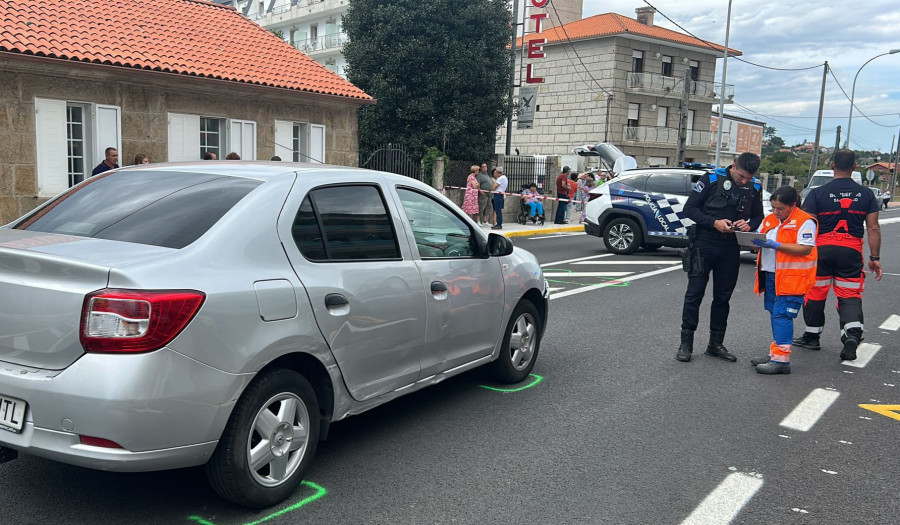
(635, 6), (656, 26)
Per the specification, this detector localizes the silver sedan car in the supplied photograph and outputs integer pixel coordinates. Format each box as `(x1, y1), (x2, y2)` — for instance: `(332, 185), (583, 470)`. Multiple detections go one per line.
(0, 163), (548, 508)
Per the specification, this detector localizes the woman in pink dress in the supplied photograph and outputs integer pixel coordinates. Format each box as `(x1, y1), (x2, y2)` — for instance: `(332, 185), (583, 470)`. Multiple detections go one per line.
(462, 165), (480, 220)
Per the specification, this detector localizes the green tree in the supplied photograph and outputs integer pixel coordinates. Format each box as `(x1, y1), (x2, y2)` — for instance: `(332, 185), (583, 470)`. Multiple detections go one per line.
(343, 0), (513, 160)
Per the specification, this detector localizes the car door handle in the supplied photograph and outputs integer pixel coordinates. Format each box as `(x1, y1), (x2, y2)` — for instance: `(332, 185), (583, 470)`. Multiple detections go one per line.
(431, 282), (448, 293)
(324, 293), (349, 308)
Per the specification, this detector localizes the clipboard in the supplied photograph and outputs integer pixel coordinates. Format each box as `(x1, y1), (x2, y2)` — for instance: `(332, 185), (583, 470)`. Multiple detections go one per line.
(735, 231), (766, 247)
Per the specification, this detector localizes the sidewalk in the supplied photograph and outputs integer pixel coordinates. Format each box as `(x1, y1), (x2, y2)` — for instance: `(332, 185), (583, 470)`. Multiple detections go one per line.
(476, 219), (585, 238)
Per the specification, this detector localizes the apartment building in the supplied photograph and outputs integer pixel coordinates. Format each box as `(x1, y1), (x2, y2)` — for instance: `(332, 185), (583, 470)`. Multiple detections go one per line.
(501, 7), (739, 167)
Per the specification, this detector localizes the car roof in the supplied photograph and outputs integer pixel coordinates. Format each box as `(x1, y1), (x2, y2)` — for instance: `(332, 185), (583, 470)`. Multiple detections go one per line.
(618, 167), (710, 176)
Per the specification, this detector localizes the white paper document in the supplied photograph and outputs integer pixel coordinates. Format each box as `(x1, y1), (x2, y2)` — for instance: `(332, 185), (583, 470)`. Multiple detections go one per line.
(735, 231), (767, 247)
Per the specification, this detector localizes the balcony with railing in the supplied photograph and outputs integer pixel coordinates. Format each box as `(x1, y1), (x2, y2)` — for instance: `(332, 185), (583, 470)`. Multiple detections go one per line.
(247, 0), (327, 21)
(291, 32), (348, 55)
(622, 126), (713, 148)
(627, 72), (734, 102)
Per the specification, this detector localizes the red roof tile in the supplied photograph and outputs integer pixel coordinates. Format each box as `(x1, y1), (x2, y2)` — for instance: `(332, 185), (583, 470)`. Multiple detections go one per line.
(520, 13), (741, 56)
(0, 0), (373, 102)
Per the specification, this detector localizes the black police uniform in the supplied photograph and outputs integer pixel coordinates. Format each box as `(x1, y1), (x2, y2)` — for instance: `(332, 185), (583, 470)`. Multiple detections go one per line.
(677, 166), (764, 361)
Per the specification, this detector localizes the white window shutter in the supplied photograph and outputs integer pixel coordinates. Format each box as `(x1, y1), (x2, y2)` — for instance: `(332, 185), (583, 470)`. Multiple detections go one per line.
(228, 119), (257, 160)
(93, 104), (121, 165)
(310, 124), (325, 164)
(656, 107), (668, 128)
(34, 98), (69, 197)
(167, 113), (200, 161)
(274, 120), (293, 160)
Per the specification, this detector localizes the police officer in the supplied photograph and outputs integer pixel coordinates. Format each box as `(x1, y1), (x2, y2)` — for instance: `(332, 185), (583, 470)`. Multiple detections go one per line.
(676, 152), (764, 363)
(792, 150), (882, 360)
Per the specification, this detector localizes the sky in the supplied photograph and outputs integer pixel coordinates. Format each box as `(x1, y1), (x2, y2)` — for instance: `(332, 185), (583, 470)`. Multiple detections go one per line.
(581, 0), (900, 154)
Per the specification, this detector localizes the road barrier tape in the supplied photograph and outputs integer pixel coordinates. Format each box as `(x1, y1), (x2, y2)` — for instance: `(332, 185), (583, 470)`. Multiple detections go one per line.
(443, 186), (577, 203)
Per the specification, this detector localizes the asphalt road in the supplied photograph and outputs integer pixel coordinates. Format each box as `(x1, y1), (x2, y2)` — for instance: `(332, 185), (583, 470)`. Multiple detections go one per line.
(1, 211), (898, 525)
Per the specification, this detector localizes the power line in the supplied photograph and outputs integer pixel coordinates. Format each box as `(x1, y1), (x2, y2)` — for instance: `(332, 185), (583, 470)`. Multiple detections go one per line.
(731, 102), (820, 133)
(641, 0), (825, 72)
(728, 110), (900, 119)
(827, 68), (899, 128)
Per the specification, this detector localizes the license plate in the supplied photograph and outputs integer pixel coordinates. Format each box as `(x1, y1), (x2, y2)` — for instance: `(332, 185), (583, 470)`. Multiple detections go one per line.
(0, 394), (26, 433)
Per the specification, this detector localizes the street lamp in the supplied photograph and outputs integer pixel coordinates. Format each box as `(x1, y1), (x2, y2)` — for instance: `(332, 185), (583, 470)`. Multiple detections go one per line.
(845, 49), (900, 148)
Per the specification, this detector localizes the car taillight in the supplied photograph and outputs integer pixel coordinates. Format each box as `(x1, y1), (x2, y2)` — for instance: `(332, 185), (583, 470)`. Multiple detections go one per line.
(588, 192), (603, 202)
(81, 289), (206, 353)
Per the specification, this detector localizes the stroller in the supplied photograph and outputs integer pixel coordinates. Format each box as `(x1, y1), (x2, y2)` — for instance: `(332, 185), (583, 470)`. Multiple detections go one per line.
(516, 184), (546, 225)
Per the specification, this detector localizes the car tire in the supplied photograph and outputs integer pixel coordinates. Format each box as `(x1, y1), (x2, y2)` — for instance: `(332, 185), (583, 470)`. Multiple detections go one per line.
(488, 300), (541, 383)
(206, 369), (320, 509)
(602, 217), (641, 255)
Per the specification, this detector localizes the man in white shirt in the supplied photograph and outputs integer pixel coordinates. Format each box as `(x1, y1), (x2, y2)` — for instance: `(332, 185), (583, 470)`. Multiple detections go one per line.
(492, 167), (509, 230)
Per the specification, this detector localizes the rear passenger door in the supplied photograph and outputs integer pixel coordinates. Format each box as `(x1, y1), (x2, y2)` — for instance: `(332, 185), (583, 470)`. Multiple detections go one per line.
(642, 171), (692, 238)
(279, 182), (427, 402)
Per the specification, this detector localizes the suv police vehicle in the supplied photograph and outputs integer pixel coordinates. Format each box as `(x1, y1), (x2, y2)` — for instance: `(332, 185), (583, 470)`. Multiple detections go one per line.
(583, 165), (713, 254)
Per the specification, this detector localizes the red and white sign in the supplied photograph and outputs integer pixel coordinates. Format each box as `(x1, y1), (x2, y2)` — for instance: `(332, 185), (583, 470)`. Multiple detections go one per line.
(525, 0), (547, 83)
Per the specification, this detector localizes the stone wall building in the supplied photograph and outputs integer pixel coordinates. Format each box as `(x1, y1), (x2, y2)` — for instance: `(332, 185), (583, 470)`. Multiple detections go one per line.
(500, 7), (739, 168)
(0, 0), (373, 223)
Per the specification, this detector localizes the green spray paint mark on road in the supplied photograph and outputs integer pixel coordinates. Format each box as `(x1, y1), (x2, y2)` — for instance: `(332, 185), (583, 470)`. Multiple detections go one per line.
(187, 480), (327, 525)
(479, 374), (543, 393)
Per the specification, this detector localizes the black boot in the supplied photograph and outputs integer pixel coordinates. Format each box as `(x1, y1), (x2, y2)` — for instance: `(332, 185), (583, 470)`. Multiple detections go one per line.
(676, 329), (694, 362)
(792, 333), (821, 351)
(704, 330), (737, 362)
(840, 337), (859, 361)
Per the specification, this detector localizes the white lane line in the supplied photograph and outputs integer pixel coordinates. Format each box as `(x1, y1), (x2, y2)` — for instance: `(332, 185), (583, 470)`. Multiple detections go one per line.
(880, 217), (900, 225)
(779, 388), (840, 432)
(680, 472), (764, 525)
(526, 232), (586, 240)
(547, 287), (564, 293)
(541, 253), (614, 267)
(572, 260), (682, 265)
(550, 265), (683, 300)
(879, 315), (900, 331)
(841, 343), (880, 368)
(542, 272), (633, 278)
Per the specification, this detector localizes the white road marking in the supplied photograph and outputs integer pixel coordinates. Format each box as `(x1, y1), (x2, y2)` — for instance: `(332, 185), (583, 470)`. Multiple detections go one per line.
(680, 472), (763, 525)
(792, 508), (810, 514)
(542, 272), (633, 278)
(879, 217), (900, 225)
(842, 370), (854, 374)
(838, 440), (853, 445)
(547, 287), (565, 293)
(550, 265), (683, 300)
(541, 253), (614, 267)
(822, 469), (837, 475)
(879, 315), (900, 331)
(572, 260), (681, 265)
(841, 343), (880, 368)
(526, 232), (586, 240)
(779, 388), (840, 432)
(778, 434), (791, 439)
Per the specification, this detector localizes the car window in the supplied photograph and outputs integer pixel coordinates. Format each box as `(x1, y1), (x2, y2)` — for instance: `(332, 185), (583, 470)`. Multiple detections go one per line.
(618, 173), (649, 192)
(292, 185), (401, 261)
(396, 188), (477, 258)
(645, 172), (688, 195)
(14, 170), (261, 249)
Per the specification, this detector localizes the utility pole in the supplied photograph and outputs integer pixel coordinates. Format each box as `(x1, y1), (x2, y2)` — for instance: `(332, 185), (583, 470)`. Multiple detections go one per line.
(504, 0), (521, 156)
(676, 67), (691, 164)
(714, 0), (734, 168)
(891, 128), (899, 199)
(810, 61), (828, 175)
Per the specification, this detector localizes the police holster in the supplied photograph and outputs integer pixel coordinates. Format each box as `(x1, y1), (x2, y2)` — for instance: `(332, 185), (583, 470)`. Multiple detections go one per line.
(680, 225), (703, 277)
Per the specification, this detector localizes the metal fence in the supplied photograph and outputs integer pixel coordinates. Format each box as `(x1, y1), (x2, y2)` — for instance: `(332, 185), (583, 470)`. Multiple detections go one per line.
(500, 155), (556, 195)
(447, 160), (480, 188)
(360, 144), (423, 181)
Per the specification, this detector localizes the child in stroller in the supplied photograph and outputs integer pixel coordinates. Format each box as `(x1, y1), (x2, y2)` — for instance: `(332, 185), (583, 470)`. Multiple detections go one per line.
(517, 183), (546, 225)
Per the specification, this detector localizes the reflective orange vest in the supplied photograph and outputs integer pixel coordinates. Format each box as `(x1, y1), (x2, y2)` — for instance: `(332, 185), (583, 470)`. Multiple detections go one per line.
(754, 206), (818, 296)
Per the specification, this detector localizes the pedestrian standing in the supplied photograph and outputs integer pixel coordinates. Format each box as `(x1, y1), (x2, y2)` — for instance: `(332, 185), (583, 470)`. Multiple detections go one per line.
(579, 173), (596, 223)
(92, 147), (119, 175)
(477, 163), (495, 225)
(554, 166), (571, 224)
(675, 152), (764, 363)
(492, 167), (508, 230)
(133, 154), (150, 165)
(565, 172), (578, 223)
(749, 186), (818, 375)
(793, 150), (882, 361)
(462, 165), (481, 221)
(882, 190), (891, 210)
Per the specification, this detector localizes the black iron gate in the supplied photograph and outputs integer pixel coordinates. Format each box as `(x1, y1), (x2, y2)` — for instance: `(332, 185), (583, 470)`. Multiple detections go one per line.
(360, 144), (422, 181)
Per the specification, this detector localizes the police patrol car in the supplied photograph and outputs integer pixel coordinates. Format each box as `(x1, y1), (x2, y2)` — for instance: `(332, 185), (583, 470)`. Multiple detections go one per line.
(584, 163), (771, 254)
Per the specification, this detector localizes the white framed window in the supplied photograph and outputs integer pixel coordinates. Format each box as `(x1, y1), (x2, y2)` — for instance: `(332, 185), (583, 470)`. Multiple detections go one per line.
(656, 106), (668, 128)
(661, 55), (673, 77)
(168, 113), (257, 161)
(627, 103), (640, 128)
(275, 119), (326, 163)
(35, 98), (121, 197)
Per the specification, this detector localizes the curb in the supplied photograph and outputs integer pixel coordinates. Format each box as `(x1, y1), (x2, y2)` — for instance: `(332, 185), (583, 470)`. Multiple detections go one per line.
(493, 225), (585, 238)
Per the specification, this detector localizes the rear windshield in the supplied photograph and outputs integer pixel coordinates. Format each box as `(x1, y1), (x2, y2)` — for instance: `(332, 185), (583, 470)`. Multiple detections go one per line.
(14, 170), (261, 249)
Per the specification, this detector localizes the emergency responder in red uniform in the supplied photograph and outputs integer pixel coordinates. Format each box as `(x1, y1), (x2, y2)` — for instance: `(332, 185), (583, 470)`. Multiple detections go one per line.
(793, 150), (883, 360)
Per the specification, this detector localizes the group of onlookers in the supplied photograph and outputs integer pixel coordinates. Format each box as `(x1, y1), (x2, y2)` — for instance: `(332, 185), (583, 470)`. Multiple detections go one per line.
(553, 166), (598, 224)
(462, 163), (508, 229)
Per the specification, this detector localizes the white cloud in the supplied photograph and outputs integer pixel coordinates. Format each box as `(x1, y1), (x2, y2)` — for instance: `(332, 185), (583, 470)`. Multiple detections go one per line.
(581, 0), (900, 151)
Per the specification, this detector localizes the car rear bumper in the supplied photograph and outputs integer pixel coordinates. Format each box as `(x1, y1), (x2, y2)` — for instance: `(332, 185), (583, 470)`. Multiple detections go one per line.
(584, 220), (602, 237)
(0, 349), (253, 472)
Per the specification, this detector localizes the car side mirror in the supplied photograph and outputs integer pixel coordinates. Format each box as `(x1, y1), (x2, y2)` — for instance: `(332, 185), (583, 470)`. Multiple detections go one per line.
(488, 233), (514, 257)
